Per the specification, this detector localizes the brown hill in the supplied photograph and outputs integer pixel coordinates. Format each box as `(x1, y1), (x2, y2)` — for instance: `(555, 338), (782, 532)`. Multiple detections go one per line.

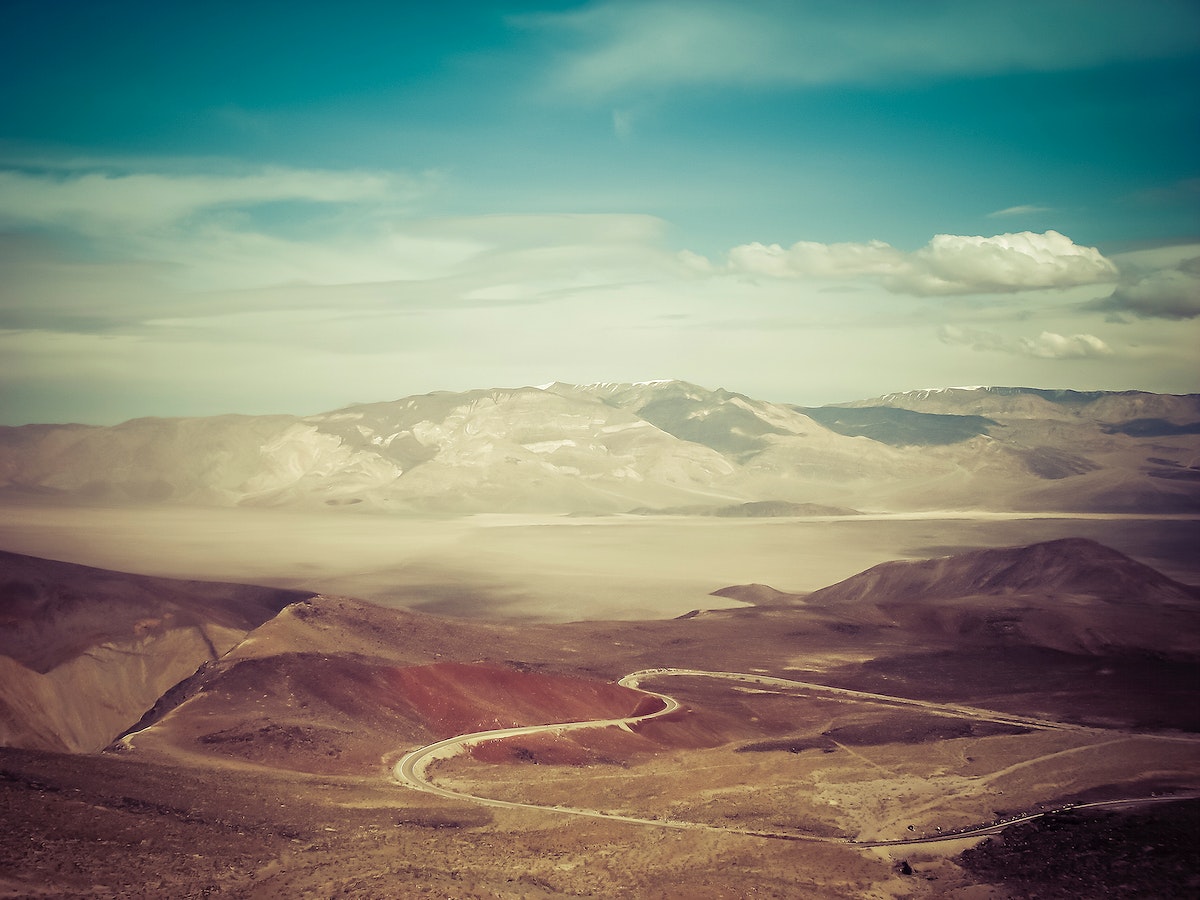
(116, 594), (706, 775)
(805, 538), (1199, 608)
(0, 551), (311, 753)
(799, 538), (1200, 657)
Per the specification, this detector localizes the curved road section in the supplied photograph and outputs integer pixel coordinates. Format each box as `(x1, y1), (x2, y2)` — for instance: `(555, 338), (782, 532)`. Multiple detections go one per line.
(393, 667), (1197, 847)
(394, 683), (679, 806)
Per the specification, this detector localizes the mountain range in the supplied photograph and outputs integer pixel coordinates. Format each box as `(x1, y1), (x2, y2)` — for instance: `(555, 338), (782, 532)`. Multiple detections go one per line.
(2, 381), (1198, 514)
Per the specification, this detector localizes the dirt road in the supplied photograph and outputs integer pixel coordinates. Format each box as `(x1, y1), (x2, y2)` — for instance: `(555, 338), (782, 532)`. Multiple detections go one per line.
(392, 667), (1199, 848)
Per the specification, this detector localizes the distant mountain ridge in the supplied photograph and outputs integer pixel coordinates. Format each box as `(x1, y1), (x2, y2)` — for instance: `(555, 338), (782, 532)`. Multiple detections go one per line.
(1, 381), (1197, 514)
(840, 385), (1200, 422)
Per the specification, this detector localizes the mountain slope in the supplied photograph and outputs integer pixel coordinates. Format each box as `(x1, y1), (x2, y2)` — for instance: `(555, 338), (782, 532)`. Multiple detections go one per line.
(805, 538), (1199, 608)
(1, 381), (1197, 513)
(841, 386), (1200, 423)
(798, 538), (1200, 656)
(0, 552), (311, 752)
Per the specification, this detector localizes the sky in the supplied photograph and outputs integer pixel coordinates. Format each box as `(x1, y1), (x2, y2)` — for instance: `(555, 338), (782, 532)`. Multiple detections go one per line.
(1, 0), (1198, 425)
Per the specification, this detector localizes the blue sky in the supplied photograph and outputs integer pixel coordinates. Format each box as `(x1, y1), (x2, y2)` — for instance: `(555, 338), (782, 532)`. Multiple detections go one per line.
(1, 0), (1198, 423)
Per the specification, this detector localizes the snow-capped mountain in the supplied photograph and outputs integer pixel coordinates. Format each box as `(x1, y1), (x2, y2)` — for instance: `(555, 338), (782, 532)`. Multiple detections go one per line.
(1, 381), (1197, 513)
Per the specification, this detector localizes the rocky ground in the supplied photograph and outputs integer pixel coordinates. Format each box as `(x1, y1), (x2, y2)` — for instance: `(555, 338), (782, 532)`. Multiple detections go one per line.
(958, 799), (1200, 898)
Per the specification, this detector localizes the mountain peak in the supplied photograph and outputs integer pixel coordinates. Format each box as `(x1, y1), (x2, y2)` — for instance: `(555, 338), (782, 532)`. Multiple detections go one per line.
(536, 379), (680, 392)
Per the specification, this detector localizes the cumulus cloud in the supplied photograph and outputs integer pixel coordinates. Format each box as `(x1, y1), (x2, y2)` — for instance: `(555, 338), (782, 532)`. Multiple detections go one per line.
(1087, 254), (1200, 320)
(938, 325), (1113, 359)
(527, 0), (1200, 96)
(902, 231), (1119, 295)
(1020, 331), (1113, 359)
(725, 230), (1119, 296)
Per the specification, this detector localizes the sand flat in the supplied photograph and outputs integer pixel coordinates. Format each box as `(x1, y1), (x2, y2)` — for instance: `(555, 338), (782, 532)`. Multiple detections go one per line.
(0, 503), (1196, 621)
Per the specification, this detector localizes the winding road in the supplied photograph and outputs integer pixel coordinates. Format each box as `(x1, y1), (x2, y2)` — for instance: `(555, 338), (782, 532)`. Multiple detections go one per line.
(391, 667), (1199, 847)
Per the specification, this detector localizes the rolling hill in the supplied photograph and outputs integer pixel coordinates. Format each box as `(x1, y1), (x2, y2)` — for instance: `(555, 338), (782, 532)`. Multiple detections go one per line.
(5, 534), (1199, 762)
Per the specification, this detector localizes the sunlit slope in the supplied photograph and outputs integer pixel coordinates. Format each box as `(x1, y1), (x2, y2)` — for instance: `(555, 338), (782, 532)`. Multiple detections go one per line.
(1, 381), (1197, 512)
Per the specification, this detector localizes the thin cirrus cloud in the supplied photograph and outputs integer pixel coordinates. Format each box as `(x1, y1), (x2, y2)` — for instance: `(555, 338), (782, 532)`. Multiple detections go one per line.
(0, 157), (686, 333)
(987, 205), (1052, 218)
(527, 0), (1200, 96)
(717, 231), (1120, 296)
(0, 165), (424, 233)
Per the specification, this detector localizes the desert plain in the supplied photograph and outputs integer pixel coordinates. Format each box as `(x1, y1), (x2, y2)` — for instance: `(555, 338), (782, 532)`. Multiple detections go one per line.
(1, 503), (1197, 620)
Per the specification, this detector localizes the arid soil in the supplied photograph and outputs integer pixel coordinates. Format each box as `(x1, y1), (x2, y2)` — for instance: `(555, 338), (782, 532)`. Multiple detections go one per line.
(2, 532), (1199, 897)
(0, 745), (942, 899)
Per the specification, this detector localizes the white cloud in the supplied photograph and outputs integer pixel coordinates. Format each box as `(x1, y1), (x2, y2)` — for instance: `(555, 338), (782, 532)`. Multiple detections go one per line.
(901, 231), (1118, 295)
(0, 157), (683, 334)
(728, 239), (902, 279)
(724, 230), (1119, 296)
(939, 324), (1113, 359)
(135, 225), (489, 292)
(528, 0), (1200, 97)
(1020, 331), (1113, 359)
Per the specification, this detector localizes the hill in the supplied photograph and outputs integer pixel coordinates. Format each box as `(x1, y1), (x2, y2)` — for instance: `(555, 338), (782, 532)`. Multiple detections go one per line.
(789, 537), (1200, 658)
(0, 551), (310, 753)
(805, 537), (1200, 608)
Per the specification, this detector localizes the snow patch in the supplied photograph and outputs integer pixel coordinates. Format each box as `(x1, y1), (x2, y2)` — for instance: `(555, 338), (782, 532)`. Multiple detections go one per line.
(522, 439), (578, 454)
(599, 421), (652, 434)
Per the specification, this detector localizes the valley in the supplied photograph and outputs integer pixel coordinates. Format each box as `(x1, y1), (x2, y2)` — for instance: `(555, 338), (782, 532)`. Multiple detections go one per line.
(2, 382), (1198, 896)
(1, 503), (1197, 621)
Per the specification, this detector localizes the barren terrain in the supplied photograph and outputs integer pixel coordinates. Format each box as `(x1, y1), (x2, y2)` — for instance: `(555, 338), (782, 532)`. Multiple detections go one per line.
(2, 382), (1197, 896)
(2, 528), (1198, 896)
